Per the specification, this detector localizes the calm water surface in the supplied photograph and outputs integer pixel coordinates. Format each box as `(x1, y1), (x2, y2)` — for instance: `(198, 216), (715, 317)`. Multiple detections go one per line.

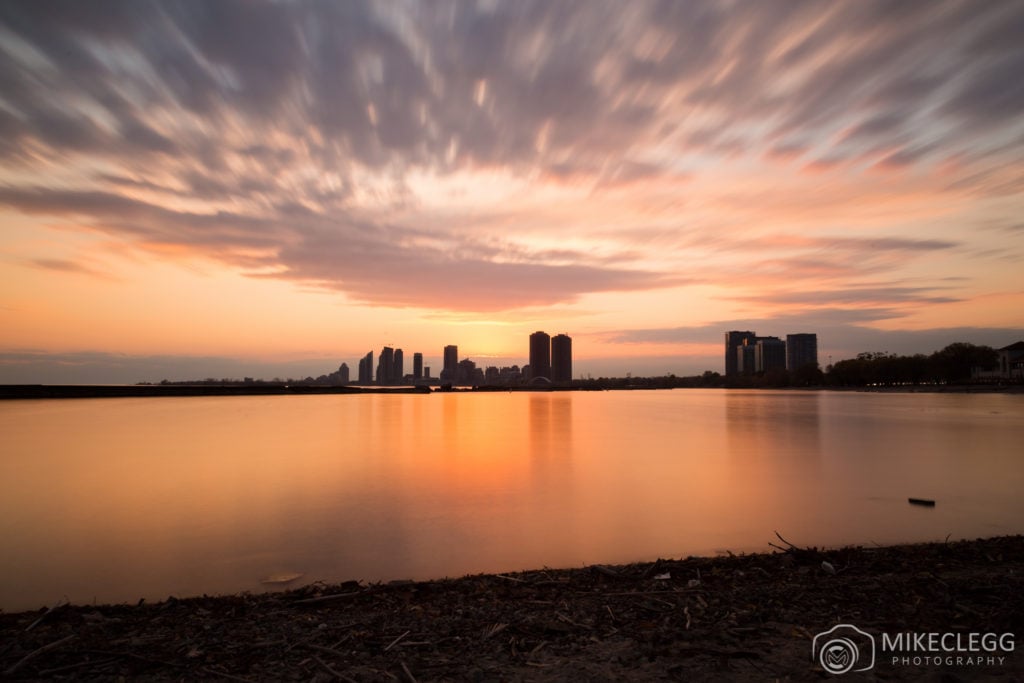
(2, 389), (1022, 611)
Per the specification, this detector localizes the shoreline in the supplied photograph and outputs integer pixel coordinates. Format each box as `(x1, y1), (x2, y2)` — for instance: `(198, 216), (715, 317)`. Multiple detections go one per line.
(2, 382), (1022, 400)
(3, 535), (1022, 680)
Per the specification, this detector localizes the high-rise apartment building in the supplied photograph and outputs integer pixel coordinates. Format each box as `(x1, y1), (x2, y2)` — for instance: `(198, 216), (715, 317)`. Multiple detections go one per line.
(358, 351), (373, 384)
(338, 363), (349, 384)
(393, 348), (404, 382)
(786, 333), (818, 371)
(755, 337), (786, 373)
(529, 331), (551, 380)
(442, 345), (458, 382)
(413, 352), (423, 379)
(376, 346), (395, 384)
(737, 338), (757, 375)
(725, 331), (757, 376)
(551, 334), (572, 383)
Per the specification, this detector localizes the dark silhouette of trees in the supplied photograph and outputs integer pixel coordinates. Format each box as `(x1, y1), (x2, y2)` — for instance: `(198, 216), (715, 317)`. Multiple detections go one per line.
(790, 362), (825, 387)
(824, 343), (997, 387)
(928, 342), (997, 383)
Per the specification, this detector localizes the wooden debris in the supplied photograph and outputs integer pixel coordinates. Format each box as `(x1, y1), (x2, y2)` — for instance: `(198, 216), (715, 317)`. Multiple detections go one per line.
(1, 536), (1022, 680)
(384, 630), (410, 652)
(24, 600), (67, 632)
(4, 634), (76, 676)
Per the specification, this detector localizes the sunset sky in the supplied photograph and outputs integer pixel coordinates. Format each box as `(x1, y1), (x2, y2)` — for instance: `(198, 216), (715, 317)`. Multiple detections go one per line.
(1, 0), (1023, 383)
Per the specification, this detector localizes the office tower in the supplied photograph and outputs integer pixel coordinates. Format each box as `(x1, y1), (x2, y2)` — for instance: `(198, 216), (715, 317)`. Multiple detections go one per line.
(358, 351), (373, 384)
(786, 333), (818, 370)
(338, 363), (350, 384)
(424, 366), (431, 378)
(529, 331), (551, 380)
(413, 352), (423, 379)
(755, 337), (786, 373)
(377, 346), (394, 384)
(551, 333), (572, 383)
(393, 348), (404, 382)
(441, 345), (458, 382)
(725, 331), (757, 376)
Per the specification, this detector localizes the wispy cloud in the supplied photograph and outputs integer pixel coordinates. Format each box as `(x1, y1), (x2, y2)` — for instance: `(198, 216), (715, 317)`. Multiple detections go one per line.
(0, 0), (1022, 317)
(27, 257), (117, 281)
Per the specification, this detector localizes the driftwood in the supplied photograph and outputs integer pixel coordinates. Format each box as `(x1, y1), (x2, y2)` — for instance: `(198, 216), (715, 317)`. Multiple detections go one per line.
(290, 590), (365, 605)
(767, 530), (821, 561)
(3, 633), (76, 675)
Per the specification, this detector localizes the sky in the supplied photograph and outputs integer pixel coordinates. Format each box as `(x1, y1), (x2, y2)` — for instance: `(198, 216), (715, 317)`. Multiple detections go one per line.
(1, 0), (1023, 383)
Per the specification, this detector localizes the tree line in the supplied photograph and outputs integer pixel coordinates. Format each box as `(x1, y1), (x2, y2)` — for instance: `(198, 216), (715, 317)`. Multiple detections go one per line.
(576, 342), (1004, 390)
(822, 342), (999, 387)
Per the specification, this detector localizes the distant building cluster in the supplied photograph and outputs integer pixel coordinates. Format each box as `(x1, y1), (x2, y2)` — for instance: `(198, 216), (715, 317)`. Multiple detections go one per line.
(354, 347), (429, 386)
(346, 332), (574, 387)
(724, 331), (818, 376)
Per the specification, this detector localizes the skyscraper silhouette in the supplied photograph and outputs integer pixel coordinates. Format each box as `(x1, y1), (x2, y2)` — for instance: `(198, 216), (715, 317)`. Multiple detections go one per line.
(551, 334), (572, 383)
(786, 333), (818, 370)
(724, 331), (757, 376)
(358, 351), (373, 384)
(413, 352), (423, 380)
(529, 331), (551, 380)
(393, 348), (404, 382)
(755, 337), (786, 373)
(377, 346), (394, 384)
(442, 345), (458, 382)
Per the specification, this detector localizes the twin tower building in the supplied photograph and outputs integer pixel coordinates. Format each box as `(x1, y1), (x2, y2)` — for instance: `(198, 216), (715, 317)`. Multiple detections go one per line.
(434, 331), (572, 385)
(529, 331), (573, 383)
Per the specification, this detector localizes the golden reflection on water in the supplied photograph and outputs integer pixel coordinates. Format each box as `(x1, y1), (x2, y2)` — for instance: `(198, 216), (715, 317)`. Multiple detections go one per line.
(1, 390), (1022, 611)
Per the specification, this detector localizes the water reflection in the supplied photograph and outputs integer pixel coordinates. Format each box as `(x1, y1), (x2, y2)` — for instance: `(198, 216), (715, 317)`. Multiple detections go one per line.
(0, 390), (1022, 611)
(721, 391), (824, 547)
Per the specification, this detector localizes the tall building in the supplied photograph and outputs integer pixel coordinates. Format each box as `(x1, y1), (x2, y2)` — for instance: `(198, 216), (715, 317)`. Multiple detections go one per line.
(725, 331), (757, 376)
(413, 352), (423, 379)
(393, 348), (404, 382)
(737, 338), (757, 375)
(529, 331), (551, 380)
(755, 337), (786, 373)
(786, 334), (818, 371)
(338, 363), (350, 384)
(551, 333), (572, 383)
(377, 346), (394, 384)
(358, 351), (373, 384)
(442, 345), (458, 381)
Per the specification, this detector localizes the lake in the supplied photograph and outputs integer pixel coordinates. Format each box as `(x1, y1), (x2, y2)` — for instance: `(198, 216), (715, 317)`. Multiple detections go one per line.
(1, 389), (1022, 612)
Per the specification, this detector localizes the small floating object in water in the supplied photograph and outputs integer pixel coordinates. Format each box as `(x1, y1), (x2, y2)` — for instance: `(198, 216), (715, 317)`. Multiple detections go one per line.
(908, 498), (936, 507)
(261, 572), (304, 585)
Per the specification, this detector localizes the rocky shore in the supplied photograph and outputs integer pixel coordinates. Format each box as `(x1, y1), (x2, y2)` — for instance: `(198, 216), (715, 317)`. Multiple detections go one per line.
(2, 536), (1022, 681)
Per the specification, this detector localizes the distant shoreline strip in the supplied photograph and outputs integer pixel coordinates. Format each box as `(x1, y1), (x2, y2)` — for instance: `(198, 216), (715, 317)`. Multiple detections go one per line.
(0, 384), (432, 399)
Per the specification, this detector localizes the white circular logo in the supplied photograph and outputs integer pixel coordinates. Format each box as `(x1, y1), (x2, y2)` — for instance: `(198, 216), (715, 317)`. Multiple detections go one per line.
(820, 637), (859, 674)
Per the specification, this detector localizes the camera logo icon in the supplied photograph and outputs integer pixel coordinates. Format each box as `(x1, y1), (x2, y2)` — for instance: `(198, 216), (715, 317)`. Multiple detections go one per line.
(812, 624), (876, 674)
